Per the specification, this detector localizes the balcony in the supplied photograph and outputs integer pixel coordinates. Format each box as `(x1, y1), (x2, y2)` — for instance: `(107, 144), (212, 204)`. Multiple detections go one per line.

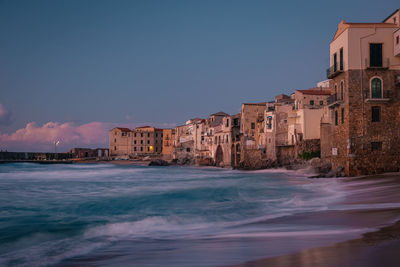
(327, 93), (344, 108)
(326, 62), (344, 79)
(366, 58), (390, 70)
(365, 90), (391, 103)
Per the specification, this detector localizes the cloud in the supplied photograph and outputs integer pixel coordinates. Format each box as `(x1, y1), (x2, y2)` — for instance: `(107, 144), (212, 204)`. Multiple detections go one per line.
(0, 104), (13, 126)
(0, 121), (178, 152)
(0, 121), (113, 152)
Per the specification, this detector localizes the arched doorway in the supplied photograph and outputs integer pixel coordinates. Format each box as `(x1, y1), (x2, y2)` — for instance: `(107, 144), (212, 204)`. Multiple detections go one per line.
(235, 143), (240, 166)
(215, 145), (223, 166)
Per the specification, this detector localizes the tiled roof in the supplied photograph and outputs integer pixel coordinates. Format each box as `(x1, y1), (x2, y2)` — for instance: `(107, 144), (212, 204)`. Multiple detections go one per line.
(296, 88), (331, 96)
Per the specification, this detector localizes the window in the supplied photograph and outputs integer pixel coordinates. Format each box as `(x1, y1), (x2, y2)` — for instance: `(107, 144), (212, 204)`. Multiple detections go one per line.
(140, 140), (143, 144)
(114, 146), (117, 150)
(147, 147), (150, 152)
(371, 142), (382, 151)
(335, 110), (338, 125)
(340, 81), (344, 100)
(371, 78), (382, 98)
(397, 36), (399, 45)
(148, 133), (150, 138)
(372, 106), (381, 122)
(251, 122), (255, 129)
(333, 53), (337, 72)
(226, 135), (228, 142)
(341, 108), (344, 124)
(266, 116), (272, 129)
(310, 100), (314, 106)
(320, 100), (324, 105)
(114, 138), (116, 143)
(156, 133), (158, 138)
(134, 140), (137, 144)
(134, 147), (137, 151)
(155, 140), (158, 144)
(147, 140), (150, 144)
(370, 43), (383, 67)
(339, 48), (343, 70)
(226, 119), (229, 127)
(141, 133), (143, 137)
(186, 148), (190, 152)
(156, 147), (158, 152)
(134, 133), (136, 137)
(140, 147), (143, 151)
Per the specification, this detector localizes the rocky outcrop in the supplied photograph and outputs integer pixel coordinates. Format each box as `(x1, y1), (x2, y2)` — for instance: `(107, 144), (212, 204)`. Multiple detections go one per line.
(148, 159), (170, 166)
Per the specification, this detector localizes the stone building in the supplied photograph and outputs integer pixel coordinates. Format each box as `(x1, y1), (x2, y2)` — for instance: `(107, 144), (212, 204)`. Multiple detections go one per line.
(265, 87), (330, 165)
(293, 88), (331, 109)
(321, 9), (400, 176)
(132, 126), (163, 155)
(162, 129), (175, 160)
(109, 126), (164, 158)
(109, 127), (133, 157)
(239, 102), (268, 168)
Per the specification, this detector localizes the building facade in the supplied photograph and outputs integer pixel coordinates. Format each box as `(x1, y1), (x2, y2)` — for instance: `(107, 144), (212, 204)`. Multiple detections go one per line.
(321, 9), (400, 176)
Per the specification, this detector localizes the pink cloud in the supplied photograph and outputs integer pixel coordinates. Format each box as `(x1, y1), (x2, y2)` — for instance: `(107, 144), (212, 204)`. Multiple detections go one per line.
(0, 121), (113, 152)
(0, 121), (178, 152)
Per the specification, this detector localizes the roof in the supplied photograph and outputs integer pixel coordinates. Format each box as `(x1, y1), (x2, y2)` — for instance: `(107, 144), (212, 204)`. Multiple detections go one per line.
(135, 126), (152, 129)
(112, 127), (132, 132)
(296, 88), (331, 96)
(382, 8), (400, 22)
(210, 111), (229, 116)
(242, 102), (267, 106)
(332, 20), (397, 41)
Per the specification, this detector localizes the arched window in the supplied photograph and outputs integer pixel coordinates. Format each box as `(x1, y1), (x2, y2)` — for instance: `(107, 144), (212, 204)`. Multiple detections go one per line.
(371, 77), (382, 98)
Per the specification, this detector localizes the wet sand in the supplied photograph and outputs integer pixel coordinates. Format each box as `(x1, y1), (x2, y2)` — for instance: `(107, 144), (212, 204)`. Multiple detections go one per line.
(232, 173), (400, 267)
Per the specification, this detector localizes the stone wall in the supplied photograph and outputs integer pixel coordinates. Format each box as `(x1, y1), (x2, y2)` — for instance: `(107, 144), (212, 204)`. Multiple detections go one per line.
(326, 69), (400, 176)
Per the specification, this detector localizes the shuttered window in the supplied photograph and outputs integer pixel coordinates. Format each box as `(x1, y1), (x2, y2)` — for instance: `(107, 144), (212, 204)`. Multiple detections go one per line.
(339, 48), (343, 70)
(370, 44), (382, 67)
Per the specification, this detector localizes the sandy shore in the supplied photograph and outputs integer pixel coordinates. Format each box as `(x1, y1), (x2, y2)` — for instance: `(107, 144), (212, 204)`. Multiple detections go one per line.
(231, 173), (400, 267)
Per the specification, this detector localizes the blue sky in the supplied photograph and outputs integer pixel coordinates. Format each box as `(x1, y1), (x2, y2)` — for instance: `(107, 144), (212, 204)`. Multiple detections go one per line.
(0, 0), (399, 151)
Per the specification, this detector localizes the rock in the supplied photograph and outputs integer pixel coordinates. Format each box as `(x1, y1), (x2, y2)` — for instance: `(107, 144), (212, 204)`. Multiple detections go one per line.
(148, 159), (169, 166)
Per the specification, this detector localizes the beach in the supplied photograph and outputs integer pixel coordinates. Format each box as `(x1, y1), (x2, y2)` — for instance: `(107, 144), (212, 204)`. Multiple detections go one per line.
(232, 173), (400, 267)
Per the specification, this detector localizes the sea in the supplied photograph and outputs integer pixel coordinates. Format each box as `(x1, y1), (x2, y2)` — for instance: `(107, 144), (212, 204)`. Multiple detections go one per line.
(0, 163), (379, 266)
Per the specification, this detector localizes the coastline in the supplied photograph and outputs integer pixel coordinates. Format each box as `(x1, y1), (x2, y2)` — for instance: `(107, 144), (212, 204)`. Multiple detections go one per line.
(231, 173), (400, 267)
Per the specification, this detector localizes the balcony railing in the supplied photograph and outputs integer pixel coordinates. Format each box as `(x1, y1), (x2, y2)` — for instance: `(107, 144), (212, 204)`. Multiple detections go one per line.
(327, 93), (344, 108)
(326, 62), (344, 79)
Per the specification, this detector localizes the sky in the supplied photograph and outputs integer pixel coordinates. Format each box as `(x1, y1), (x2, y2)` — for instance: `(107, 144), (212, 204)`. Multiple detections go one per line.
(0, 0), (399, 152)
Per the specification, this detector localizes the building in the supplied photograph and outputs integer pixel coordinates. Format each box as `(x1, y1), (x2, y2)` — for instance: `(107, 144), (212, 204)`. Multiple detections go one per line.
(162, 129), (175, 160)
(69, 148), (109, 158)
(109, 126), (164, 158)
(321, 9), (400, 176)
(109, 127), (133, 157)
(132, 126), (163, 155)
(239, 102), (268, 168)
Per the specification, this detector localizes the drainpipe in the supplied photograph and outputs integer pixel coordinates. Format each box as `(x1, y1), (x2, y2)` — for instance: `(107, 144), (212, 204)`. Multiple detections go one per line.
(359, 26), (377, 136)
